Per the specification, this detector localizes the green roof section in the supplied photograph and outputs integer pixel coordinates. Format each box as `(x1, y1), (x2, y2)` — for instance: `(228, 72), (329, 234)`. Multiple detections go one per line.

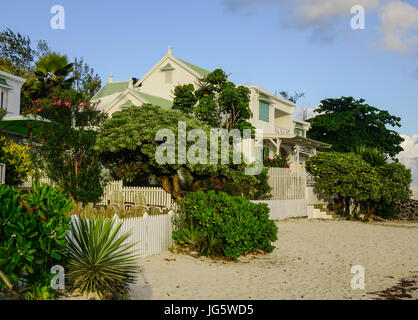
(120, 100), (135, 109)
(133, 91), (173, 110)
(92, 81), (129, 100)
(176, 57), (210, 77)
(0, 78), (8, 86)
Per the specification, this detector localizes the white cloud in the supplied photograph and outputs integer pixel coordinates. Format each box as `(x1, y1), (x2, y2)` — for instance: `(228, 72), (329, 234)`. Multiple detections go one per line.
(223, 0), (379, 41)
(223, 0), (418, 53)
(294, 0), (379, 25)
(398, 134), (418, 186)
(378, 1), (418, 54)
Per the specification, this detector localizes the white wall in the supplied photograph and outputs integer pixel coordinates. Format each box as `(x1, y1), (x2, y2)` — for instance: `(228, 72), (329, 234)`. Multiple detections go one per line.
(411, 186), (418, 200)
(252, 199), (308, 220)
(139, 57), (200, 101)
(0, 71), (25, 117)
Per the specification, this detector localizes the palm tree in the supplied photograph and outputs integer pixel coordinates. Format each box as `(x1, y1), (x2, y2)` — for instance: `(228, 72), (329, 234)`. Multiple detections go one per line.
(33, 52), (74, 97)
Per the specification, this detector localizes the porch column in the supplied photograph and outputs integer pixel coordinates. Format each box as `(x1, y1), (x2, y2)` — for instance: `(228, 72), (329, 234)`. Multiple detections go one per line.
(276, 138), (282, 156)
(294, 145), (301, 164)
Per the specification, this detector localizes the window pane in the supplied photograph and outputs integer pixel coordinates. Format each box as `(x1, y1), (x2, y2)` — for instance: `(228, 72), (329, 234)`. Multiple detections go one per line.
(259, 101), (269, 122)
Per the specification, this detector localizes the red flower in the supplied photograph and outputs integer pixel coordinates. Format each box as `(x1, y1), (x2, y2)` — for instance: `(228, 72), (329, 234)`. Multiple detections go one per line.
(286, 165), (290, 168)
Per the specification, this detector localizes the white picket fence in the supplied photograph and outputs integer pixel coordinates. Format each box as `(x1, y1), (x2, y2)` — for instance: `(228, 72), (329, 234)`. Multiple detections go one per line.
(18, 176), (55, 188)
(68, 212), (175, 259)
(0, 163), (5, 184)
(268, 167), (306, 200)
(100, 181), (175, 209)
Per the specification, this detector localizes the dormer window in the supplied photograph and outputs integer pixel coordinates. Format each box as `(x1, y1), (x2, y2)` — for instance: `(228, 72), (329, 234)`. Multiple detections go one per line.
(160, 63), (175, 84)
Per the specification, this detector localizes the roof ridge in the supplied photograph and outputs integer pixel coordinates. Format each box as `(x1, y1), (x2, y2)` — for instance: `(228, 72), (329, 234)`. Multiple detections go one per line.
(175, 56), (210, 77)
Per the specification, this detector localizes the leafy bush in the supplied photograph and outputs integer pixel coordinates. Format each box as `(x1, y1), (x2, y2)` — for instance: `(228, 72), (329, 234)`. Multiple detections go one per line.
(66, 216), (138, 298)
(306, 152), (412, 219)
(0, 183), (73, 299)
(202, 168), (272, 200)
(172, 191), (278, 260)
(0, 138), (33, 186)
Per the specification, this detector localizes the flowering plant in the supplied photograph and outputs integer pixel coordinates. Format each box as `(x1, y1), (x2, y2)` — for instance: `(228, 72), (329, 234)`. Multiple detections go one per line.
(23, 88), (105, 128)
(264, 154), (290, 168)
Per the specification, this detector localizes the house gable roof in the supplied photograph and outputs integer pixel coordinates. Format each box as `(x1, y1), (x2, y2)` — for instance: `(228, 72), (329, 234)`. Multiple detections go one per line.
(92, 81), (129, 100)
(106, 88), (173, 114)
(134, 53), (210, 88)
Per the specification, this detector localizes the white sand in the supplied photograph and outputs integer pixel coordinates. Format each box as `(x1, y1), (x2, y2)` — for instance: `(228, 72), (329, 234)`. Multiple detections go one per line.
(129, 219), (418, 300)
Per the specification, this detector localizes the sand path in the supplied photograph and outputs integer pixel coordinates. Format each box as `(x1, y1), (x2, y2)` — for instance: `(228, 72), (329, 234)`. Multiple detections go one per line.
(129, 219), (418, 300)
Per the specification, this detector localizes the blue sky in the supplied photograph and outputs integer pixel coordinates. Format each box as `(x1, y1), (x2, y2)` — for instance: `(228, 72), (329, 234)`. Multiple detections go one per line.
(1, 0), (418, 184)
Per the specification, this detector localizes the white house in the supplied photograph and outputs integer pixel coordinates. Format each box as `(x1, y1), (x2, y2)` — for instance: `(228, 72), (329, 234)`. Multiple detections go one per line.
(92, 47), (330, 166)
(0, 70), (26, 117)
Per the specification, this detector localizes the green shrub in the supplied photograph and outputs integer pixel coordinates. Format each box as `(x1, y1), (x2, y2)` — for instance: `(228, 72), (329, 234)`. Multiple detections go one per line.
(66, 216), (138, 298)
(172, 191), (278, 260)
(0, 182), (73, 299)
(204, 168), (272, 200)
(0, 137), (33, 186)
(306, 151), (412, 219)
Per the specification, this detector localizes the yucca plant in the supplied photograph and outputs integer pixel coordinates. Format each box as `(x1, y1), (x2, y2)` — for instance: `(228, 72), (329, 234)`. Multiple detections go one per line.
(66, 217), (138, 298)
(355, 145), (388, 167)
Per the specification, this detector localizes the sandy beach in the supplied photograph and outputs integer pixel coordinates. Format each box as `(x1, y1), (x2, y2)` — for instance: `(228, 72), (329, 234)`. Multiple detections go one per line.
(129, 219), (418, 300)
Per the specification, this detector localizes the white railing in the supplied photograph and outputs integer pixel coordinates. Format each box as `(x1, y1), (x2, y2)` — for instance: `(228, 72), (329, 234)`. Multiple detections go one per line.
(0, 163), (5, 184)
(68, 212), (174, 258)
(100, 181), (175, 209)
(268, 167), (306, 200)
(275, 126), (292, 136)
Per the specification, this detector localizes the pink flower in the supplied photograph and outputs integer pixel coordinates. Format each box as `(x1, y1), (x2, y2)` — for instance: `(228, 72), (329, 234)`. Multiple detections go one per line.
(37, 109), (41, 112)
(57, 100), (62, 105)
(52, 102), (56, 106)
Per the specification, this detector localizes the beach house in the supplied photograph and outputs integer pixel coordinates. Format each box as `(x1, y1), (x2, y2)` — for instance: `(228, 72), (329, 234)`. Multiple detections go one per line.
(91, 47), (330, 166)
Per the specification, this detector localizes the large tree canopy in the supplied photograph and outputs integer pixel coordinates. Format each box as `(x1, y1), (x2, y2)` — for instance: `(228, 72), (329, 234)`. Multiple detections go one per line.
(96, 105), (262, 200)
(307, 97), (404, 158)
(172, 69), (253, 132)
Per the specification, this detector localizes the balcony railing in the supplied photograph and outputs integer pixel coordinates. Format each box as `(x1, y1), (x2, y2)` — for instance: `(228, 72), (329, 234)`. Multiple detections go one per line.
(275, 126), (292, 136)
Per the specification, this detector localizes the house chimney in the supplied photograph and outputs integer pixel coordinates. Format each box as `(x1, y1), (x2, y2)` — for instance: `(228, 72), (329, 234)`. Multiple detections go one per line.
(109, 73), (113, 83)
(168, 46), (173, 56)
(128, 77), (134, 89)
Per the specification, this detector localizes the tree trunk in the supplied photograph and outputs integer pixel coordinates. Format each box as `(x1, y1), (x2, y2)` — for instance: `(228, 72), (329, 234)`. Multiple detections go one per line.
(344, 197), (351, 216)
(158, 175), (185, 201)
